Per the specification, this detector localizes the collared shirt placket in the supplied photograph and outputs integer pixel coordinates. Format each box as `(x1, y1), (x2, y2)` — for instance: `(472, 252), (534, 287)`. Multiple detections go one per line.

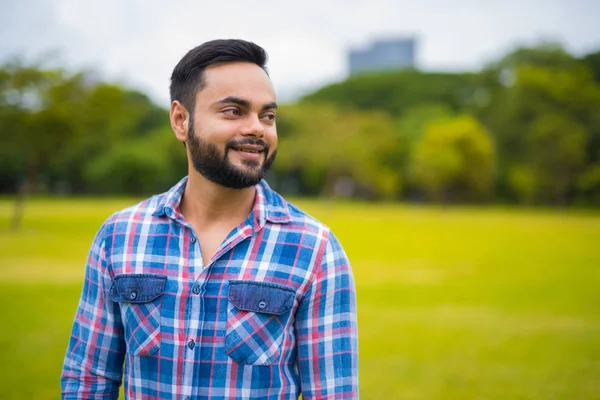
(181, 217), (257, 399)
(177, 218), (205, 400)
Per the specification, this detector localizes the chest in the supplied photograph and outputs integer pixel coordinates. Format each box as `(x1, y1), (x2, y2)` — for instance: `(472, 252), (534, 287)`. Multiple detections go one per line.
(194, 225), (234, 267)
(107, 221), (316, 286)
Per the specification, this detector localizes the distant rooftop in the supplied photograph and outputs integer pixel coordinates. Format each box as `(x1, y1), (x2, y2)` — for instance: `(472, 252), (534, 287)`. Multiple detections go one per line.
(348, 37), (417, 75)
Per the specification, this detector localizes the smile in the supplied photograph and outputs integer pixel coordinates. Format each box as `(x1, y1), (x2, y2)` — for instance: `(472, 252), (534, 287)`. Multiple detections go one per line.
(233, 144), (265, 153)
(231, 148), (264, 162)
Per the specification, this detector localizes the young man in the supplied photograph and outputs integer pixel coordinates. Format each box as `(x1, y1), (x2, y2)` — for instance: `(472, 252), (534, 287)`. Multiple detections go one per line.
(61, 39), (358, 399)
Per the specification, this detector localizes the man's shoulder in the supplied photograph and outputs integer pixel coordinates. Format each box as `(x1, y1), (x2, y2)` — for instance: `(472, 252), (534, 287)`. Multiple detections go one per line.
(97, 192), (167, 236)
(271, 191), (334, 244)
(277, 198), (349, 267)
(285, 200), (328, 231)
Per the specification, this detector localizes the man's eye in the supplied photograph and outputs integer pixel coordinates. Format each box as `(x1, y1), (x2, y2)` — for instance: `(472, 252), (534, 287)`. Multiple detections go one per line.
(261, 113), (276, 122)
(223, 109), (242, 116)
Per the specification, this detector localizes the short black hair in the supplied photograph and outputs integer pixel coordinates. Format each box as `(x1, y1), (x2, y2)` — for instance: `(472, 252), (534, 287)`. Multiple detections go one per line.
(170, 39), (269, 112)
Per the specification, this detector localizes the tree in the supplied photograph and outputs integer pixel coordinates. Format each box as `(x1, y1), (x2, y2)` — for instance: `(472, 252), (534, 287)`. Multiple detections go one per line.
(473, 44), (600, 204)
(0, 60), (174, 229)
(410, 115), (496, 202)
(274, 103), (401, 199)
(393, 104), (455, 199)
(582, 51), (600, 83)
(301, 70), (476, 118)
(505, 72), (589, 204)
(506, 113), (586, 204)
(53, 83), (170, 194)
(83, 126), (187, 196)
(0, 61), (89, 230)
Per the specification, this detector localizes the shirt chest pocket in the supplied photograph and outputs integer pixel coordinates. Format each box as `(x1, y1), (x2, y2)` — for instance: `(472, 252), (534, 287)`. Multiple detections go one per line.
(225, 280), (296, 366)
(109, 273), (167, 357)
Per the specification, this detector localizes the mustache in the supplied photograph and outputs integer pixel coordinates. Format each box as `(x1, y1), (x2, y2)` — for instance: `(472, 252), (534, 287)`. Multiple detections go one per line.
(225, 138), (269, 152)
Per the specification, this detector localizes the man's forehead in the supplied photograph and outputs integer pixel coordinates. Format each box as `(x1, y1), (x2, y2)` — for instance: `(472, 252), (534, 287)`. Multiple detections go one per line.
(201, 62), (274, 97)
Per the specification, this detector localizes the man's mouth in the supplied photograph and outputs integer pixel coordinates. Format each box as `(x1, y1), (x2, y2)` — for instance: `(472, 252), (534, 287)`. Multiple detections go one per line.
(233, 144), (264, 154)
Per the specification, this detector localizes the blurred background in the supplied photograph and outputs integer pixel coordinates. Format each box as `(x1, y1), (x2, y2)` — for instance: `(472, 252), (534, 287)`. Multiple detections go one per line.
(1, 0), (599, 399)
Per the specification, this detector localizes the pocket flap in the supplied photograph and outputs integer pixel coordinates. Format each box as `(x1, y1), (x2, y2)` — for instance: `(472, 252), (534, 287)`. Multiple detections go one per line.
(228, 280), (295, 315)
(110, 273), (167, 303)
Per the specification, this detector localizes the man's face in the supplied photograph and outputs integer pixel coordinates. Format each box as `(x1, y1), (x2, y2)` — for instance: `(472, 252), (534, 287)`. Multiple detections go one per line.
(186, 62), (277, 189)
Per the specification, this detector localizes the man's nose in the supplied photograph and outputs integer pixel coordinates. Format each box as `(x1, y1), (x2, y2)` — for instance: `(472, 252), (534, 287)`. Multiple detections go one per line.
(241, 114), (265, 137)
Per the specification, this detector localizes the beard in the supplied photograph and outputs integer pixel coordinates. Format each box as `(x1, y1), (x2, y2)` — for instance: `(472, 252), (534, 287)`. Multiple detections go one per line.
(186, 121), (277, 189)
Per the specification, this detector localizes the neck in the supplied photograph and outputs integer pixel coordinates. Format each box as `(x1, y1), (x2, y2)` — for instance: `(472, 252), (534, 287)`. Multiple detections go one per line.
(180, 170), (257, 227)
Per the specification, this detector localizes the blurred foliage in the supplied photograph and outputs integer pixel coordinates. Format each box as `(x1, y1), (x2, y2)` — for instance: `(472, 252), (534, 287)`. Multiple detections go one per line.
(303, 42), (600, 205)
(410, 115), (495, 202)
(471, 44), (600, 204)
(275, 103), (400, 199)
(301, 70), (476, 117)
(1, 41), (600, 211)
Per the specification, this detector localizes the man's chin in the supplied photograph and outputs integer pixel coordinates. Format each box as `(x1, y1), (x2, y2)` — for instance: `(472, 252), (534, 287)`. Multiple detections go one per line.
(224, 165), (264, 186)
(226, 155), (263, 171)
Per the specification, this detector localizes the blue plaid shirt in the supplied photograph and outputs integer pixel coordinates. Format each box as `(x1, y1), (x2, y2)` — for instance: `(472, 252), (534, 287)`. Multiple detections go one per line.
(61, 177), (359, 399)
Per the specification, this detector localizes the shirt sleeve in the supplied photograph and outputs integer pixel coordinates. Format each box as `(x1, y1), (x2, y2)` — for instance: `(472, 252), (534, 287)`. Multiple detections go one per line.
(61, 221), (126, 399)
(296, 231), (359, 399)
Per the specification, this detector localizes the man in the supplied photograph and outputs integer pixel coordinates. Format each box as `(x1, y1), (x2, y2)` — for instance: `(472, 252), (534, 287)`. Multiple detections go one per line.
(61, 39), (358, 399)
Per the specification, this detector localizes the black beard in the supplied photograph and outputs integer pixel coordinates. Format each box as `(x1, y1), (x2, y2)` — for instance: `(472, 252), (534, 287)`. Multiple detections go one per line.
(186, 123), (277, 189)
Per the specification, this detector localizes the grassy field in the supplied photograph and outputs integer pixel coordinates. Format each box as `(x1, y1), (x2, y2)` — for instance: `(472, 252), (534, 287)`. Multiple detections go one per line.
(1, 198), (599, 399)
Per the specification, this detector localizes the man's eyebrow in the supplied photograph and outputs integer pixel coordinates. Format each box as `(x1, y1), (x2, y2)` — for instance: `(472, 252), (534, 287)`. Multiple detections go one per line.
(215, 96), (251, 108)
(215, 96), (277, 111)
(262, 102), (277, 111)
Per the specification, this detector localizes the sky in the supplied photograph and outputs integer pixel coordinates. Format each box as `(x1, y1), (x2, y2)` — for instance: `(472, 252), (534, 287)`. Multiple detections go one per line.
(1, 0), (599, 105)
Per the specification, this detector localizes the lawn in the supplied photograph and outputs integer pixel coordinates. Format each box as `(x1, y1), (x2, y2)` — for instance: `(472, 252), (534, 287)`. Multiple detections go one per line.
(1, 198), (599, 399)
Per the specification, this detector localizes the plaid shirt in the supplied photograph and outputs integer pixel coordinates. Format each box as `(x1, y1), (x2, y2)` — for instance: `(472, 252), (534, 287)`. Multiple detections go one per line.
(61, 177), (359, 399)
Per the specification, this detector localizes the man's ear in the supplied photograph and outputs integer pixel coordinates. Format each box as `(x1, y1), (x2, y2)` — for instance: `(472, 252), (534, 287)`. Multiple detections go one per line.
(170, 100), (189, 143)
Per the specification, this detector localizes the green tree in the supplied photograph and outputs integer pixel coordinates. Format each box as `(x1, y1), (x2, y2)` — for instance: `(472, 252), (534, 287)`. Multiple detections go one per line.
(577, 162), (600, 204)
(0, 61), (89, 229)
(410, 115), (495, 202)
(54, 84), (170, 194)
(473, 44), (600, 204)
(516, 105), (587, 204)
(301, 70), (476, 118)
(83, 126), (187, 196)
(394, 104), (455, 198)
(582, 50), (600, 83)
(275, 103), (401, 199)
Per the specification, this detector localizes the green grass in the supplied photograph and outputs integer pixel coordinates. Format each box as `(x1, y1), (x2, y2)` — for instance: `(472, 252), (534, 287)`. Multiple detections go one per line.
(1, 198), (599, 399)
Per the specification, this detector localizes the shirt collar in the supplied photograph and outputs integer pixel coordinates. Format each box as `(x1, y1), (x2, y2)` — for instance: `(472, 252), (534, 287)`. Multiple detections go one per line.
(254, 179), (292, 225)
(151, 176), (292, 225)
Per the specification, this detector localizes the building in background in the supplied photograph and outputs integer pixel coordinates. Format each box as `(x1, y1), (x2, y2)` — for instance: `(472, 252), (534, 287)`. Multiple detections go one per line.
(348, 37), (417, 75)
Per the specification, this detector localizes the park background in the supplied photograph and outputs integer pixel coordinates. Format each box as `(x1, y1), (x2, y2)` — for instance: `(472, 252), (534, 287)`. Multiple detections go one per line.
(1, 0), (600, 398)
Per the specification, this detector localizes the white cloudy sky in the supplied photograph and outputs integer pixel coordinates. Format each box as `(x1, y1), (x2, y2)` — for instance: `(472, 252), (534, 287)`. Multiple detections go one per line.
(1, 0), (599, 105)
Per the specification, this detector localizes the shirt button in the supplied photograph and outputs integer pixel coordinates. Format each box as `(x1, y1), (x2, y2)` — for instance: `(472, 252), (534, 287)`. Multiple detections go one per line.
(258, 300), (267, 310)
(190, 236), (197, 244)
(188, 339), (195, 350)
(129, 291), (137, 300)
(192, 284), (201, 295)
